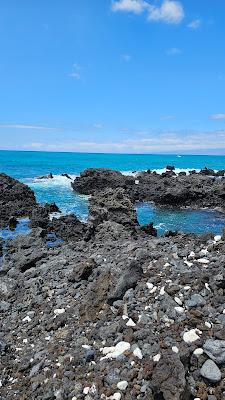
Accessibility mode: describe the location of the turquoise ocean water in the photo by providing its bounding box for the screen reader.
[1,150,225,236]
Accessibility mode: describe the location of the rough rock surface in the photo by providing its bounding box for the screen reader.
[0,173,37,227]
[2,170,225,399]
[72,167,225,210]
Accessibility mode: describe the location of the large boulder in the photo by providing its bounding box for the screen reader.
[0,173,37,227]
[72,168,134,195]
[88,187,138,229]
[49,214,86,242]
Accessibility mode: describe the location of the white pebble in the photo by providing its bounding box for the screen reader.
[193,348,204,356]
[183,329,201,344]
[100,341,130,360]
[205,321,212,328]
[164,262,170,267]
[174,306,185,314]
[175,297,183,306]
[135,179,139,185]
[197,258,209,264]
[184,261,193,267]
[83,387,90,395]
[150,286,157,294]
[146,282,153,289]
[214,235,221,242]
[189,251,195,258]
[183,286,191,290]
[159,286,165,295]
[117,381,128,391]
[205,283,211,291]
[122,315,128,320]
[153,353,161,362]
[172,346,179,353]
[133,347,143,359]
[126,318,136,327]
[22,316,31,323]
[112,394,121,400]
[23,339,28,344]
[54,308,65,316]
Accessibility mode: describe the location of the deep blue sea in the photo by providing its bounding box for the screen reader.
[1,150,225,236]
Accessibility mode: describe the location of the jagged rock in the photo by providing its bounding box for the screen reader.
[37,173,53,180]
[151,353,186,400]
[0,173,37,227]
[203,339,225,364]
[49,214,86,241]
[72,168,134,195]
[200,359,221,383]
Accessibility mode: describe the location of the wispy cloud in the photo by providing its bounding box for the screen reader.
[187,19,201,30]
[121,54,132,62]
[0,124,56,130]
[166,47,182,55]
[112,0,185,25]
[93,123,103,129]
[161,115,175,120]
[68,63,81,80]
[210,114,225,120]
[21,130,225,154]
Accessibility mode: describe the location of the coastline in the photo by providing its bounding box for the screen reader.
[1,168,225,399]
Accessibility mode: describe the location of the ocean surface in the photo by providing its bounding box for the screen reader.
[1,150,225,236]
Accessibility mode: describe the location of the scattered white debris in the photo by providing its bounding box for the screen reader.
[164,262,170,267]
[159,286,165,295]
[133,347,143,359]
[223,309,225,314]
[205,283,211,291]
[45,336,51,341]
[82,344,91,349]
[54,308,65,316]
[100,341,130,360]
[126,318,136,327]
[193,348,204,356]
[135,180,139,185]
[205,321,212,328]
[146,282,154,290]
[112,394,121,400]
[22,316,31,323]
[183,329,202,344]
[175,297,183,306]
[189,251,195,258]
[172,346,179,353]
[83,387,90,395]
[153,353,161,362]
[214,235,222,242]
[183,286,191,290]
[23,339,28,344]
[122,315,128,320]
[197,258,209,265]
[150,286,157,294]
[117,381,128,391]
[174,306,185,314]
[184,260,193,267]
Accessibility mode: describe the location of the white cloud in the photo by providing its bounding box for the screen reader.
[166,47,182,55]
[68,72,81,80]
[187,19,201,29]
[112,0,185,24]
[148,0,184,24]
[21,130,225,154]
[210,114,225,120]
[112,0,146,14]
[121,54,132,62]
[0,124,56,130]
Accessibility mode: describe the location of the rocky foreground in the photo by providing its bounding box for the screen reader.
[1,169,225,399]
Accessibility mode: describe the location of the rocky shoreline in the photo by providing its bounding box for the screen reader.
[1,168,225,399]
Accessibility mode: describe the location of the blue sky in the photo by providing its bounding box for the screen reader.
[0,0,225,154]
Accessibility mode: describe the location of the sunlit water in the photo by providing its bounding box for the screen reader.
[1,150,225,237]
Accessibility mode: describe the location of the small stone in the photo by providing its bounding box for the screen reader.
[174,306,185,314]
[203,339,225,364]
[54,308,65,316]
[183,329,201,344]
[197,258,209,264]
[133,347,143,359]
[126,318,136,327]
[100,341,130,360]
[153,353,161,362]
[174,297,182,306]
[117,381,128,391]
[22,316,31,323]
[185,294,206,309]
[193,348,204,356]
[83,387,90,395]
[205,321,212,328]
[200,359,221,383]
[112,394,121,400]
[146,282,153,289]
[214,235,221,242]
[172,346,179,353]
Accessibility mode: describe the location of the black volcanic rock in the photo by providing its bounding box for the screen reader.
[71,168,134,194]
[0,173,37,228]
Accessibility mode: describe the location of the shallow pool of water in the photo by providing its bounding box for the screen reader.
[136,203,225,236]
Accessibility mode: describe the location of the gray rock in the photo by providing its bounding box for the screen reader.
[203,339,225,364]
[185,293,206,309]
[200,359,221,383]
